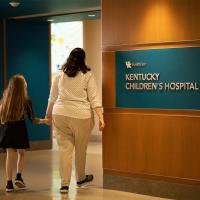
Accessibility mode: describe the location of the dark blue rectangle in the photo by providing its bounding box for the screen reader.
[116,47,200,110]
[7,20,50,140]
[0,20,3,97]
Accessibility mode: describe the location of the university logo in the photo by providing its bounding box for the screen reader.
[125,60,147,69]
[125,61,132,68]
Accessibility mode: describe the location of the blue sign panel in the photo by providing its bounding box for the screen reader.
[116,47,200,109]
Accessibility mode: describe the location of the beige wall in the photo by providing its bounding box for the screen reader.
[83,19,102,140]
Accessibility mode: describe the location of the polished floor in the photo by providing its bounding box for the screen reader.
[0,142,171,200]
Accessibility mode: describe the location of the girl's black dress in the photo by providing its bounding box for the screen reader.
[0,100,35,149]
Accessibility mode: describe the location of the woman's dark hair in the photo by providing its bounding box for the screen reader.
[62,48,91,77]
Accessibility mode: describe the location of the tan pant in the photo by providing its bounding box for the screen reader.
[53,114,94,186]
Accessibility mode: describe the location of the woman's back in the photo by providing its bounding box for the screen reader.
[51,71,100,119]
[58,71,91,103]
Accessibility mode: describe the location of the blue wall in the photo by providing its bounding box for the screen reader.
[116,47,200,110]
[6,20,50,141]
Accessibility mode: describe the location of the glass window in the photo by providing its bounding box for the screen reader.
[51,21,83,81]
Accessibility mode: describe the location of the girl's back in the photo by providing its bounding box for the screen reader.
[0,75,34,149]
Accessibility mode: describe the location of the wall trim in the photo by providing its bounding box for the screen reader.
[90,134,102,142]
[29,140,52,150]
[0,140,51,152]
[102,40,200,52]
[11,7,101,20]
[104,169,200,186]
[103,173,200,200]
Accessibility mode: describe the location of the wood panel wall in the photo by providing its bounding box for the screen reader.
[102,0,200,184]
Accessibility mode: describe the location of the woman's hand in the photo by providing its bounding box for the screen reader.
[44,118,52,126]
[99,117,105,131]
[94,107,105,131]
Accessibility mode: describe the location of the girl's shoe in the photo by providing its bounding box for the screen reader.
[60,186,69,193]
[15,178,26,189]
[6,180,14,192]
[15,173,26,189]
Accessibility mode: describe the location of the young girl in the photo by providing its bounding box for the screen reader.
[0,74,44,192]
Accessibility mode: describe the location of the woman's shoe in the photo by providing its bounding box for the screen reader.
[77,174,94,187]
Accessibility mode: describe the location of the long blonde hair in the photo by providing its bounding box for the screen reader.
[0,74,28,124]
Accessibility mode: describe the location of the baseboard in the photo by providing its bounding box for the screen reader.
[0,140,52,152]
[103,173,200,200]
[89,134,102,142]
[29,140,52,150]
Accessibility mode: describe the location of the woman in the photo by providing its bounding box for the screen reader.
[45,48,105,193]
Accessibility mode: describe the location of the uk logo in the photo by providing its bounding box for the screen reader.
[125,61,132,68]
[125,60,147,68]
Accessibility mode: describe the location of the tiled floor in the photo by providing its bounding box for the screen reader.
[0,142,171,200]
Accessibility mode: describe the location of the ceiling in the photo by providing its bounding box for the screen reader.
[0,0,101,22]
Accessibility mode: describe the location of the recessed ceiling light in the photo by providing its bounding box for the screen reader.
[9,1,20,7]
[88,14,96,17]
[47,19,54,22]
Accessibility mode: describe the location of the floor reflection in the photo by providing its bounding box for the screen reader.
[0,142,170,200]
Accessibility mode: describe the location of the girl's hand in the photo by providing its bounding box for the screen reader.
[33,118,50,125]
[33,118,42,124]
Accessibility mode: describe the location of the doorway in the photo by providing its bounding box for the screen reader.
[50,19,102,143]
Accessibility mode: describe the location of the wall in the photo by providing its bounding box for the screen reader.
[102,0,200,198]
[0,20,3,95]
[83,19,102,141]
[5,20,51,149]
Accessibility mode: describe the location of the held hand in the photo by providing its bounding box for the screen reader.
[38,118,50,125]
[33,118,52,125]
[99,118,105,131]
[33,118,42,124]
[44,118,52,126]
